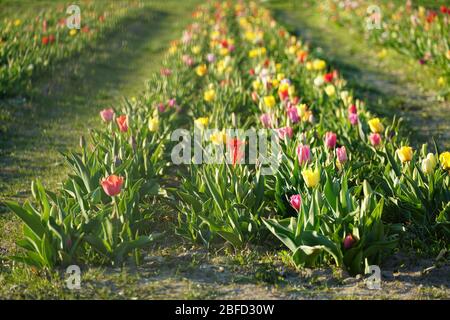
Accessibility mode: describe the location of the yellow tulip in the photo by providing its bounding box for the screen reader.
[438,77,446,87]
[312,59,326,71]
[368,118,384,134]
[196,64,208,77]
[69,29,77,36]
[191,45,201,55]
[14,19,21,26]
[263,95,276,108]
[439,152,450,170]
[148,117,159,132]
[302,168,320,188]
[195,117,209,129]
[204,89,216,102]
[325,85,336,97]
[210,131,226,145]
[397,146,413,163]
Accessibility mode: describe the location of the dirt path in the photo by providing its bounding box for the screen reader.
[269,1,450,150]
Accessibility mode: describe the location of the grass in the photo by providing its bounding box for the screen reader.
[0,0,449,300]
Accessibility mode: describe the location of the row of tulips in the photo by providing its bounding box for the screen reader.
[174,1,449,275]
[303,0,450,92]
[0,0,146,96]
[3,1,450,274]
[3,2,210,268]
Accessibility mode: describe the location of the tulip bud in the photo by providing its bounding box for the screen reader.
[343,234,355,249]
[336,146,348,164]
[421,158,434,174]
[289,194,302,211]
[79,135,86,149]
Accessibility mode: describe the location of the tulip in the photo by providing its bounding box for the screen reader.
[343,234,355,249]
[100,108,114,122]
[290,194,302,211]
[206,53,216,63]
[323,72,334,83]
[336,146,348,164]
[260,113,272,128]
[312,59,326,71]
[210,131,226,145]
[168,98,176,108]
[263,95,276,108]
[368,118,384,134]
[439,152,450,170]
[348,104,357,114]
[251,91,259,102]
[369,133,381,147]
[397,146,413,163]
[49,34,55,44]
[349,113,358,125]
[297,144,311,165]
[325,85,336,96]
[42,36,49,45]
[148,117,159,132]
[302,167,320,188]
[204,89,216,102]
[116,115,128,132]
[421,158,434,174]
[227,137,245,166]
[313,76,324,87]
[287,106,299,123]
[101,175,124,197]
[196,64,208,76]
[195,117,209,129]
[277,127,293,140]
[325,132,337,149]
[69,29,77,36]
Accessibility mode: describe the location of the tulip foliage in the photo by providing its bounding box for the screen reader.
[4,1,450,274]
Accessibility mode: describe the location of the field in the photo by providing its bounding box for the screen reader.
[0,0,449,300]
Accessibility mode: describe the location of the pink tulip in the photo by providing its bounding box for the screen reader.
[101,175,124,197]
[260,113,272,128]
[325,132,337,149]
[343,234,355,249]
[168,98,176,108]
[290,194,302,211]
[207,53,216,63]
[369,133,381,147]
[287,106,299,123]
[297,144,311,165]
[336,146,348,164]
[100,108,114,122]
[277,127,293,140]
[349,113,358,125]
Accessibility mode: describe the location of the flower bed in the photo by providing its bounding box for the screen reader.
[4,1,449,275]
[0,0,146,96]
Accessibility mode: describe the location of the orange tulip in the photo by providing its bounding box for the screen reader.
[101,175,124,197]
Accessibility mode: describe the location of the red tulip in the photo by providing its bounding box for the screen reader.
[348,104,357,114]
[290,194,302,211]
[101,175,124,197]
[440,6,447,14]
[116,115,128,132]
[324,72,334,83]
[227,137,245,166]
[42,36,49,45]
[343,234,355,249]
